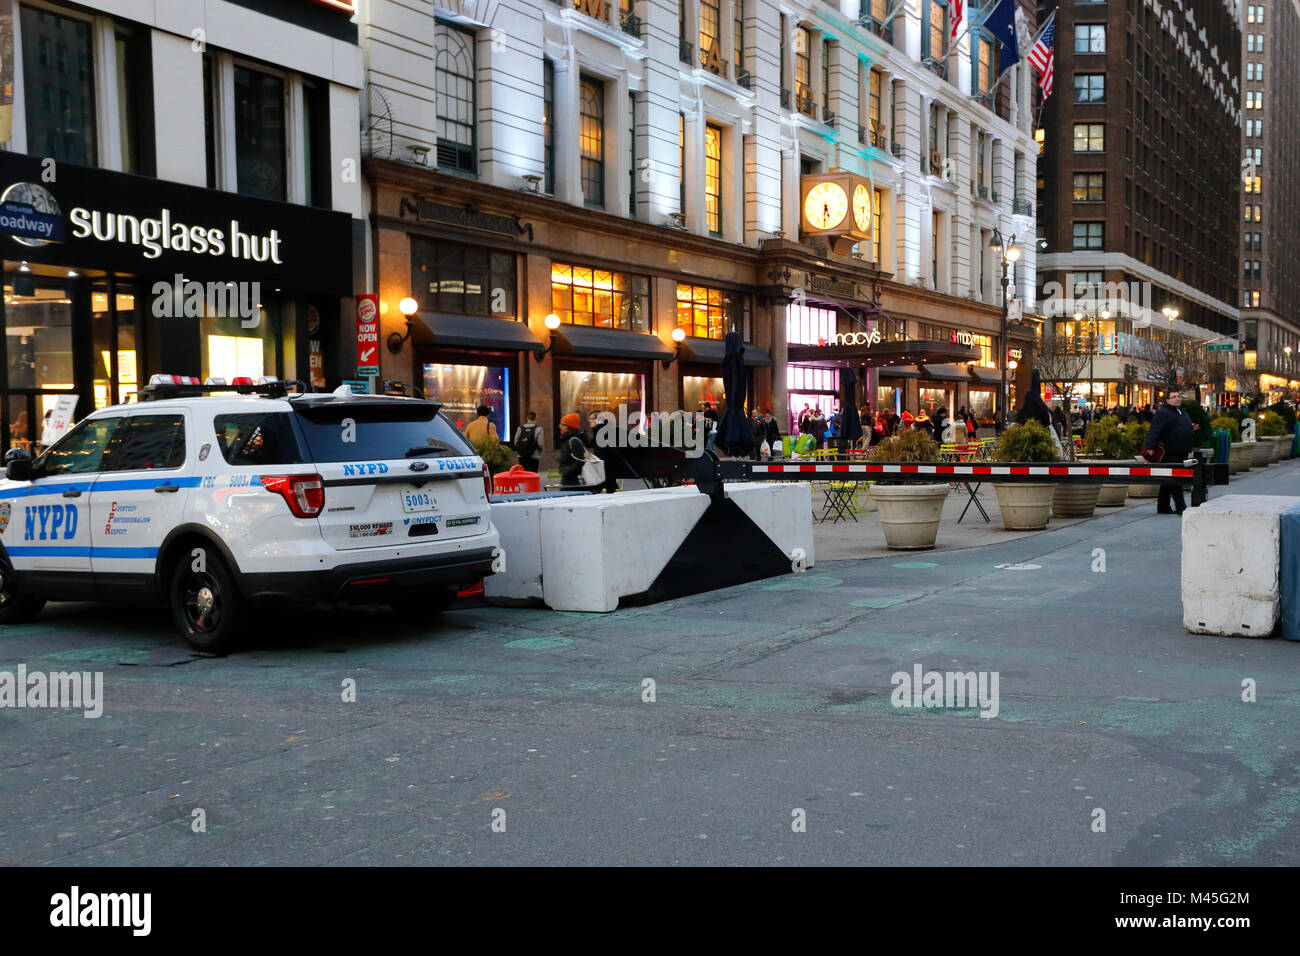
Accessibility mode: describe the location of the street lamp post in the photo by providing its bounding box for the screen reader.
[990,228,1020,432]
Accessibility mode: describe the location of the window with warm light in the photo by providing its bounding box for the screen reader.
[676,283,751,340]
[551,263,649,331]
[705,124,722,235]
[579,75,605,207]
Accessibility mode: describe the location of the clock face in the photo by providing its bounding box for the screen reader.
[804,182,849,231]
[852,184,871,233]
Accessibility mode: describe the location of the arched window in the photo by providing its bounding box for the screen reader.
[435,21,476,173]
[579,76,605,207]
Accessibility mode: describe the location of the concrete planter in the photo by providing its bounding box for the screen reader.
[1266,435,1289,461]
[992,483,1055,530]
[870,483,948,550]
[1229,441,1253,474]
[1051,482,1101,518]
[1251,440,1274,467]
[1078,457,1131,507]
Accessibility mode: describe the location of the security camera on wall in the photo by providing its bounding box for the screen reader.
[799,171,873,256]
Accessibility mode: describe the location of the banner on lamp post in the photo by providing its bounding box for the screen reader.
[355,294,380,377]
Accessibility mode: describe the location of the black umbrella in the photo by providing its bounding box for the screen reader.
[839,366,864,448]
[718,331,754,457]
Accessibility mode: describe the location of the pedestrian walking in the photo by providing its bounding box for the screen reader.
[462,405,497,444]
[512,411,544,474]
[557,413,588,488]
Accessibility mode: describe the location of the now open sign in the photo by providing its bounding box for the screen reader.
[356,294,380,376]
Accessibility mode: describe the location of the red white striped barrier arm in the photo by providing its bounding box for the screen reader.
[748,462,1198,479]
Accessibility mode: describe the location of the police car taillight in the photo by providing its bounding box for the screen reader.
[262,474,325,518]
[482,462,492,502]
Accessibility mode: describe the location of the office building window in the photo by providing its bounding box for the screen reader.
[973,34,994,94]
[233,65,287,201]
[1074,73,1105,103]
[551,263,649,331]
[1073,123,1105,152]
[705,124,722,234]
[411,237,517,318]
[869,68,883,144]
[794,26,812,112]
[114,24,155,176]
[676,284,750,340]
[302,77,330,208]
[1074,24,1105,53]
[872,188,883,263]
[700,0,722,72]
[923,1,947,60]
[435,20,476,173]
[21,5,97,165]
[1073,172,1103,201]
[543,60,555,194]
[579,75,605,208]
[734,1,745,75]
[1072,221,1103,249]
[822,39,832,112]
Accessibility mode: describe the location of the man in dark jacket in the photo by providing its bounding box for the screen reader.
[1145,389,1197,514]
[762,409,781,451]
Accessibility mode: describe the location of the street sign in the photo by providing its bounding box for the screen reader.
[355,294,380,376]
[1207,342,1234,351]
[341,379,371,395]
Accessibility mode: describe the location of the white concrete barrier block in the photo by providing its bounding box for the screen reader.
[540,492,710,612]
[483,500,546,602]
[724,482,815,567]
[1182,495,1300,636]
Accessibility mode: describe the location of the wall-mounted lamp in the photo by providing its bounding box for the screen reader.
[662,326,687,368]
[387,297,419,353]
[533,313,563,362]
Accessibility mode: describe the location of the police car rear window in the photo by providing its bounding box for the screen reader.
[213,414,305,465]
[294,404,473,463]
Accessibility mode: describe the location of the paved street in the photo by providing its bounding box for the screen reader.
[2,462,1299,866]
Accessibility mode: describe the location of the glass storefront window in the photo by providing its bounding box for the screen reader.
[969,388,996,422]
[5,282,74,392]
[559,369,645,423]
[551,264,648,331]
[919,386,952,419]
[683,375,725,418]
[877,385,900,413]
[21,5,97,166]
[91,285,137,408]
[200,308,278,384]
[422,363,510,436]
[787,302,835,345]
[412,237,517,318]
[234,65,287,201]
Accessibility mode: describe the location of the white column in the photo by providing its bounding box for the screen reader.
[151,30,206,186]
[554,54,582,206]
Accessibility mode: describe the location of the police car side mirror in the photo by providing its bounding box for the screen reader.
[5,458,33,482]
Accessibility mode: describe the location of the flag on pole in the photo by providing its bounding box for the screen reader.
[950,0,964,44]
[982,0,1021,75]
[1027,12,1057,99]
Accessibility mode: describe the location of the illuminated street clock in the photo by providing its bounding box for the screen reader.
[800,171,873,255]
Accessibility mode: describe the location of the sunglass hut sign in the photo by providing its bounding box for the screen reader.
[69,207,284,263]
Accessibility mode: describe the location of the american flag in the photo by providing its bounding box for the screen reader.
[1027,13,1056,99]
[950,0,964,43]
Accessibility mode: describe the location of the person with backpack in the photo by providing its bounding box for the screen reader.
[513,411,544,474]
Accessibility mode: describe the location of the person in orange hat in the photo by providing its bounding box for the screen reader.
[558,412,587,487]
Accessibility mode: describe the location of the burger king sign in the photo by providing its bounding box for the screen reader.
[356,294,380,376]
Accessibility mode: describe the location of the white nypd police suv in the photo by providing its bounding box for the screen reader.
[0,376,500,652]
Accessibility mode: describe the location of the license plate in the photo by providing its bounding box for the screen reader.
[400,490,438,514]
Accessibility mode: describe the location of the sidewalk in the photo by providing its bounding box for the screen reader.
[812,459,1300,561]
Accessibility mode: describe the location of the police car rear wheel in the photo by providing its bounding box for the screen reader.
[170,547,244,653]
[0,563,45,625]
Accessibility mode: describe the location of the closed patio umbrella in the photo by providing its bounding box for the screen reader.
[718,331,754,457]
[839,366,864,450]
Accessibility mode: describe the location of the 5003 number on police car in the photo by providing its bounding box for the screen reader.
[401,490,438,514]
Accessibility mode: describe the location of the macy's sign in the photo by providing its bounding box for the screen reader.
[824,329,882,347]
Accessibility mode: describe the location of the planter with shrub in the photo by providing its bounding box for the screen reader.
[1080,415,1133,507]
[1258,411,1288,463]
[990,421,1058,530]
[869,430,949,550]
[1267,402,1297,458]
[1122,420,1160,497]
[471,434,514,475]
[1214,416,1251,474]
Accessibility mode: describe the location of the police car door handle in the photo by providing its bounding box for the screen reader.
[61,489,81,498]
[154,484,180,493]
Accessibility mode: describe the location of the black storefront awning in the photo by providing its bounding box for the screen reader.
[922,364,973,382]
[551,325,674,361]
[786,338,979,369]
[970,366,1003,384]
[416,313,543,352]
[678,336,774,367]
[878,366,920,378]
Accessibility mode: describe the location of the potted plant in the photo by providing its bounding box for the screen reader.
[471,433,514,475]
[1267,401,1297,458]
[990,421,1059,530]
[1215,415,1250,474]
[1122,420,1160,498]
[869,430,949,550]
[1258,411,1288,463]
[1080,415,1131,507]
